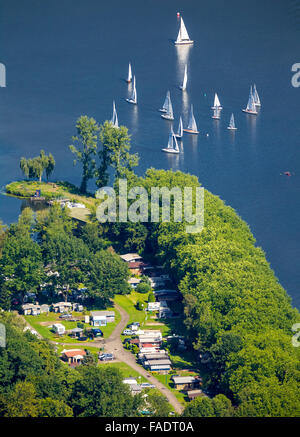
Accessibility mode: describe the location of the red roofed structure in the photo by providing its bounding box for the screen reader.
[61,349,86,366]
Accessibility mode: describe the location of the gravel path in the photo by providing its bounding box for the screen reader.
[104,304,184,415]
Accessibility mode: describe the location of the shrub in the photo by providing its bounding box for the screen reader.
[148,292,155,303]
[136,282,151,294]
[136,300,144,311]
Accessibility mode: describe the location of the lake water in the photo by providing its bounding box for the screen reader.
[0,0,300,307]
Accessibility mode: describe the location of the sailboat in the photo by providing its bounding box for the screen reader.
[126,75,137,104]
[211,93,223,110]
[126,63,132,83]
[175,17,194,45]
[242,86,258,115]
[162,128,180,154]
[253,84,261,107]
[183,104,199,134]
[161,91,174,120]
[175,116,183,139]
[159,91,171,113]
[227,113,237,130]
[110,101,119,128]
[180,64,188,90]
[212,107,221,120]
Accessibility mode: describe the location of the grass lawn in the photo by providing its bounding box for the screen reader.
[167,349,197,371]
[6,180,98,209]
[68,207,91,222]
[55,344,100,356]
[154,369,203,407]
[157,316,188,337]
[25,306,121,343]
[114,291,149,326]
[144,320,171,336]
[115,291,185,338]
[98,361,147,382]
[154,373,187,406]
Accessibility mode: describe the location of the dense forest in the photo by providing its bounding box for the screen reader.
[132,169,300,417]
[0,204,131,311]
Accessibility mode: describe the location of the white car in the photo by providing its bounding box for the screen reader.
[122,329,135,335]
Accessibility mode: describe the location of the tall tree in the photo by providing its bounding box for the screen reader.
[96,121,139,187]
[0,381,39,417]
[42,231,90,302]
[0,209,44,308]
[19,150,55,182]
[69,116,100,193]
[85,249,130,304]
[183,394,233,417]
[0,220,6,257]
[71,366,142,417]
[146,390,172,417]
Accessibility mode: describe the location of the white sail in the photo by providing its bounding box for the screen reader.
[160,91,170,112]
[167,95,174,119]
[131,76,137,103]
[247,86,256,111]
[176,117,183,137]
[167,130,174,149]
[127,63,132,83]
[181,64,188,90]
[126,75,137,104]
[175,17,193,44]
[228,113,237,130]
[180,18,190,40]
[111,101,119,128]
[253,84,261,107]
[250,93,256,112]
[162,128,179,153]
[173,131,179,152]
[246,86,253,110]
[187,105,198,131]
[243,86,257,114]
[212,93,222,109]
[161,91,174,119]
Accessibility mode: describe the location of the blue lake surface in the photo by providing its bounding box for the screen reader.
[0,0,300,307]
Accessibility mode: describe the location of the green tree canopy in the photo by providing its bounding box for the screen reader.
[69,116,100,193]
[71,366,142,417]
[20,150,55,182]
[0,209,44,308]
[97,121,139,187]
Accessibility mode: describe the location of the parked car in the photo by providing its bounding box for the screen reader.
[131,322,140,327]
[99,353,114,361]
[92,328,103,337]
[122,329,135,335]
[59,314,72,320]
